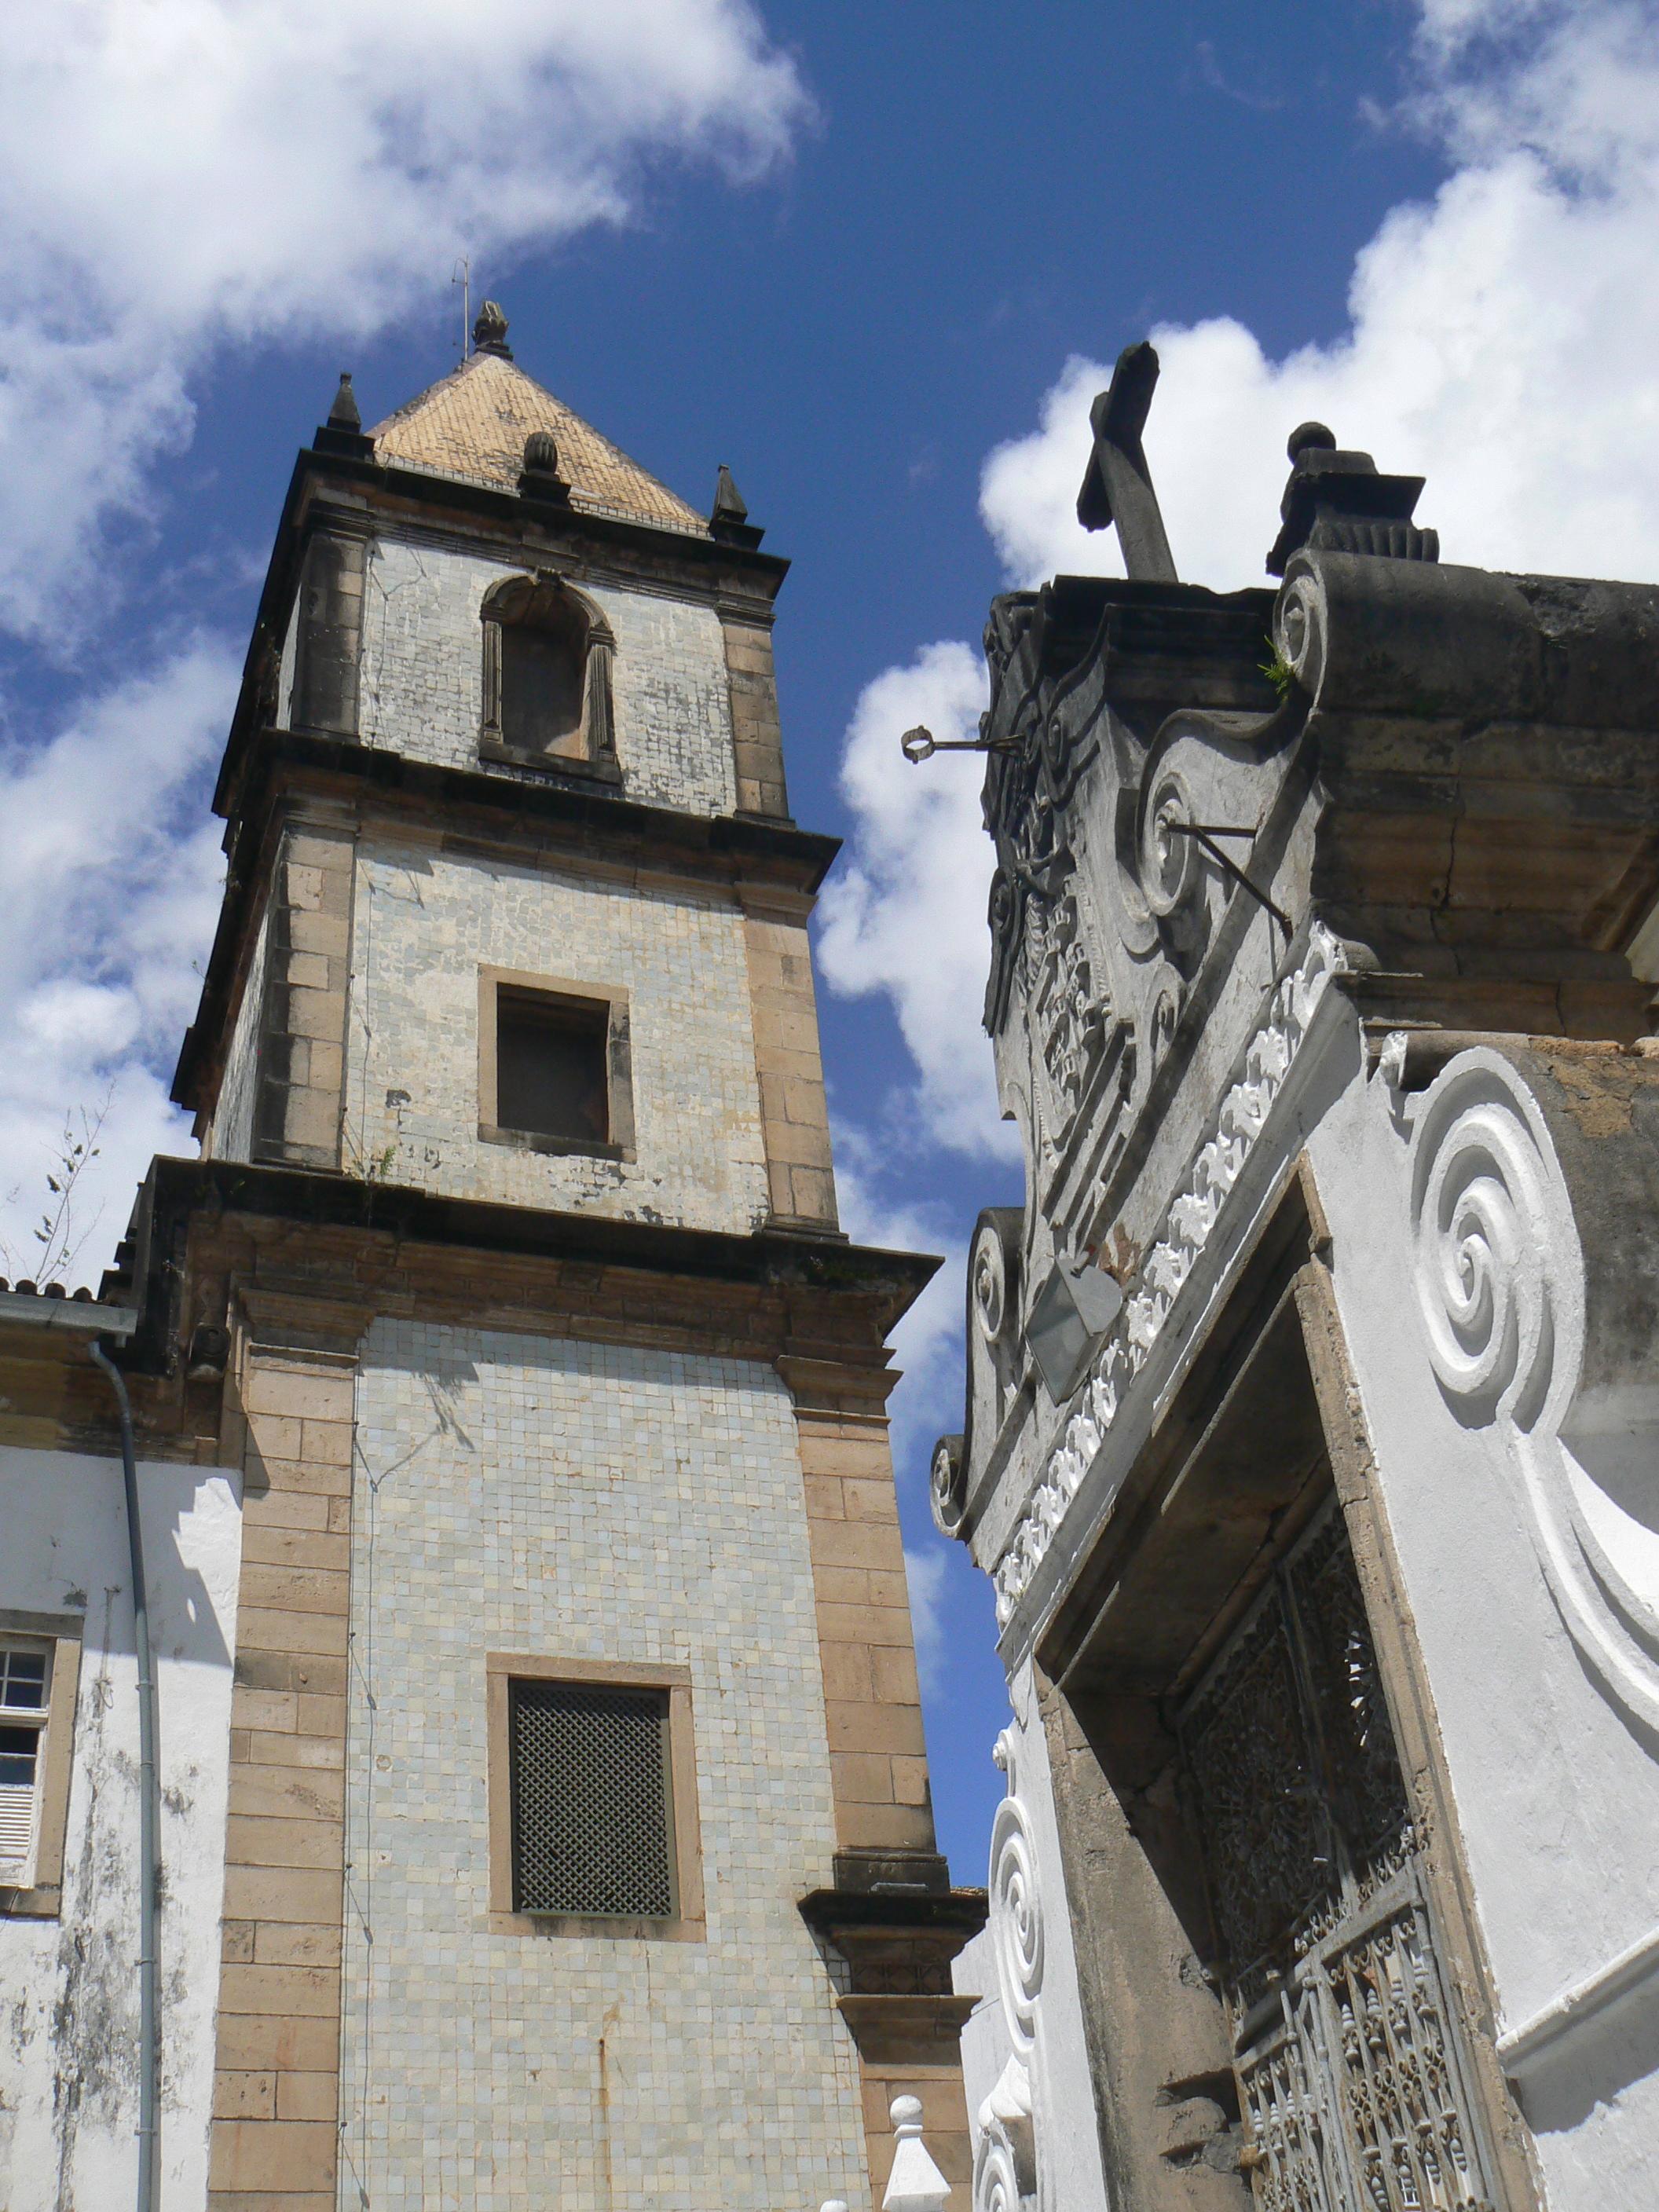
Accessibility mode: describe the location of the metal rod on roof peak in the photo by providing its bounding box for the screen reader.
[452,255,471,364]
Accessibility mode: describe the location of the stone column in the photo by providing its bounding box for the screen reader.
[291,524,365,739]
[742,889,838,1232]
[784,1357,976,2208]
[208,1314,361,2210]
[721,611,789,820]
[250,806,357,1172]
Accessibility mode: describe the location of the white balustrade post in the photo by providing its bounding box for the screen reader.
[882,2094,952,2212]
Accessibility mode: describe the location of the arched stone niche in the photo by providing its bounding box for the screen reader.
[480,571,617,775]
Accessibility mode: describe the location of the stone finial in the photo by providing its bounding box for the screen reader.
[820,2202,851,2212]
[327,372,361,432]
[518,427,569,503]
[1266,420,1438,576]
[1287,420,1336,463]
[473,299,512,357]
[709,461,764,548]
[712,463,748,523]
[882,2096,951,2212]
[315,369,375,457]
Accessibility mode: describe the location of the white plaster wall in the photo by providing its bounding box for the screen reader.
[341,832,771,1231]
[952,1666,1112,2212]
[339,1320,870,2212]
[0,1445,242,2212]
[1302,1031,1659,2210]
[356,535,737,815]
[207,890,271,1162]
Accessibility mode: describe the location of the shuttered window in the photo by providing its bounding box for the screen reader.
[507,1679,676,1918]
[0,1643,51,1877]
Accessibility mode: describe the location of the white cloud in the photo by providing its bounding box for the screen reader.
[0,643,239,1284]
[0,0,808,1279]
[0,0,806,635]
[816,643,1013,1163]
[902,1546,950,1696]
[828,0,1659,1175]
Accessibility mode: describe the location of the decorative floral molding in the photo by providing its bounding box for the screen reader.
[992,925,1349,1628]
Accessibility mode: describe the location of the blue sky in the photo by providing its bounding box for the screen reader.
[3,0,1658,1872]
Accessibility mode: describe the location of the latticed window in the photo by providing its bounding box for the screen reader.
[0,1643,52,1877]
[508,1678,676,1918]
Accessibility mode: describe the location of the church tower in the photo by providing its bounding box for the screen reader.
[156,306,980,2207]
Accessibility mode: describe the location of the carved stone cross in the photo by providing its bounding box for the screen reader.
[1075,340,1177,583]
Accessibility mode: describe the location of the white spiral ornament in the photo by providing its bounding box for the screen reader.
[987,1731,1044,2060]
[1408,1054,1581,1433]
[972,2120,1025,2212]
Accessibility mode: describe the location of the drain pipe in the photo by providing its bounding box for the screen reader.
[90,1338,160,2212]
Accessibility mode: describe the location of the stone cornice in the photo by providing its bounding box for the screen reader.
[106,1155,939,1379]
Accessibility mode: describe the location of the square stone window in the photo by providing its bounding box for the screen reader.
[0,1612,83,1917]
[485,1654,704,1939]
[478,968,635,1163]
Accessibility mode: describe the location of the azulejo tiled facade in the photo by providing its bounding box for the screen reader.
[340,1324,866,2210]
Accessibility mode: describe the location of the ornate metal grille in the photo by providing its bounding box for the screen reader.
[1181,1507,1494,2212]
[509,1679,675,1917]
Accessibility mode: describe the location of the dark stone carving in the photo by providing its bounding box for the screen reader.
[1267,419,1439,577]
[709,463,764,548]
[473,298,512,358]
[313,371,375,460]
[1075,341,1177,583]
[518,429,569,504]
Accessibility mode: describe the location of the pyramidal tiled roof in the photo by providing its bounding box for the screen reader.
[371,350,708,537]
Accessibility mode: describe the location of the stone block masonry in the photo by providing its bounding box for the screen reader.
[743,895,839,1231]
[209,810,355,1174]
[208,1339,357,2212]
[723,613,789,819]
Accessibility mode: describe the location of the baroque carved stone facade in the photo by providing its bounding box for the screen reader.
[937,355,1659,2212]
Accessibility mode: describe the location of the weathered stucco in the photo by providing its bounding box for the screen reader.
[1306,1034,1659,2212]
[356,534,738,815]
[0,1445,241,2212]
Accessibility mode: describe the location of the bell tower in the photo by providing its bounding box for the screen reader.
[160,305,981,2209]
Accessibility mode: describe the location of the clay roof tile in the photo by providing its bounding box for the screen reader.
[370,352,706,537]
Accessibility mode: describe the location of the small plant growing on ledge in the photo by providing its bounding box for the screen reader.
[1260,640,1298,699]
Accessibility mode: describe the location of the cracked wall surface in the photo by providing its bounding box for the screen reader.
[354,536,738,817]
